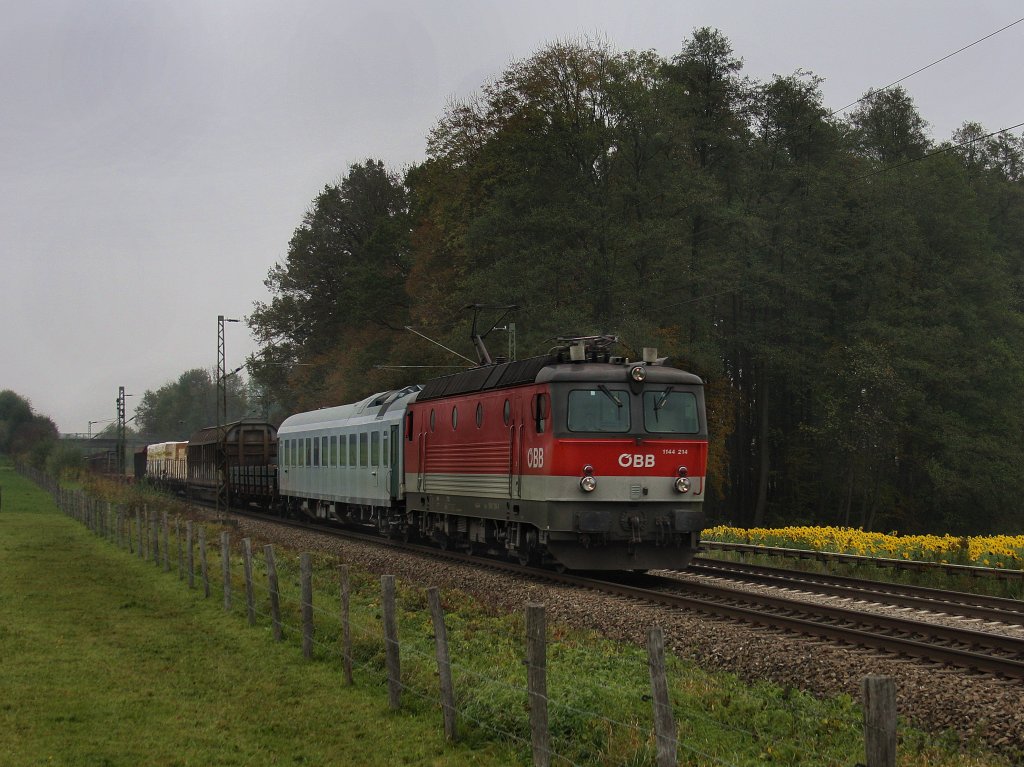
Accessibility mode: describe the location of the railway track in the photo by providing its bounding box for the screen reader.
[684,557,1024,625]
[701,540,1024,582]
[625,572,1024,680]
[220,507,1024,681]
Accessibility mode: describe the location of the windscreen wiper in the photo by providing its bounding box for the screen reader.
[598,384,622,408]
[654,386,675,412]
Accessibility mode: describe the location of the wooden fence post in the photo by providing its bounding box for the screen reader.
[301,553,314,659]
[265,545,282,641]
[340,565,353,685]
[221,531,232,611]
[176,517,183,580]
[199,526,209,598]
[863,675,897,767]
[186,521,195,588]
[647,627,678,767]
[242,538,256,626]
[428,587,457,742]
[151,508,159,565]
[526,603,550,767]
[136,508,144,559]
[162,512,170,572]
[382,575,401,709]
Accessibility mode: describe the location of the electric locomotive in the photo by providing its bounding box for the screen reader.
[404,336,707,569]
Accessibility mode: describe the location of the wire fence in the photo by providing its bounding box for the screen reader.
[30,470,894,767]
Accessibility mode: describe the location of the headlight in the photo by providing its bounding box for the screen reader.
[580,465,596,493]
[674,476,691,493]
[630,365,647,382]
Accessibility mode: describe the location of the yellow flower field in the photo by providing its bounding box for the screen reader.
[702,525,1024,570]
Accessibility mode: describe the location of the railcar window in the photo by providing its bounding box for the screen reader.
[305,438,311,467]
[430,409,436,432]
[567,388,631,433]
[330,435,337,466]
[359,433,368,467]
[371,431,380,467]
[534,393,549,434]
[643,391,700,434]
[503,399,511,425]
[476,402,483,428]
[347,434,355,467]
[313,438,320,467]
[451,406,458,430]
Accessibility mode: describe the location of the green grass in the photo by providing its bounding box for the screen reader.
[0,463,514,766]
[0,461,1014,766]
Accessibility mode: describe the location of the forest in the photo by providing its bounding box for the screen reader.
[183,30,1024,534]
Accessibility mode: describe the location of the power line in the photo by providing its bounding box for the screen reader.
[830,16,1024,116]
[854,119,1024,181]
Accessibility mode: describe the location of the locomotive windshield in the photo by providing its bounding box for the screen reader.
[643,390,700,434]
[567,388,631,432]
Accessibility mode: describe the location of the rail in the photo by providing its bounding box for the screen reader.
[700,540,1024,581]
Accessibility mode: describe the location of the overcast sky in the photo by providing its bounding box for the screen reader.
[2,0,1021,434]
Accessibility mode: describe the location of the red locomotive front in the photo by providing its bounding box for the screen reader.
[404,338,707,570]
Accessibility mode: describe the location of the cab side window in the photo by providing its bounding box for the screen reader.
[534,393,549,434]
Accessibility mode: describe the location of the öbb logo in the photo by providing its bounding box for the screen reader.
[618,453,655,468]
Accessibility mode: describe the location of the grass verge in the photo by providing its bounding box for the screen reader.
[1,462,1014,766]
[0,462,514,766]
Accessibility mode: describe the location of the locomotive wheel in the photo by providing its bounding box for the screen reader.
[517,529,538,566]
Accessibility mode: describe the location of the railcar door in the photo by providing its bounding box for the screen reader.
[388,425,400,498]
[507,396,524,499]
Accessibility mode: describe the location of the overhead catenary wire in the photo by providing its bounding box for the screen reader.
[829,15,1024,117]
[854,119,1024,181]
